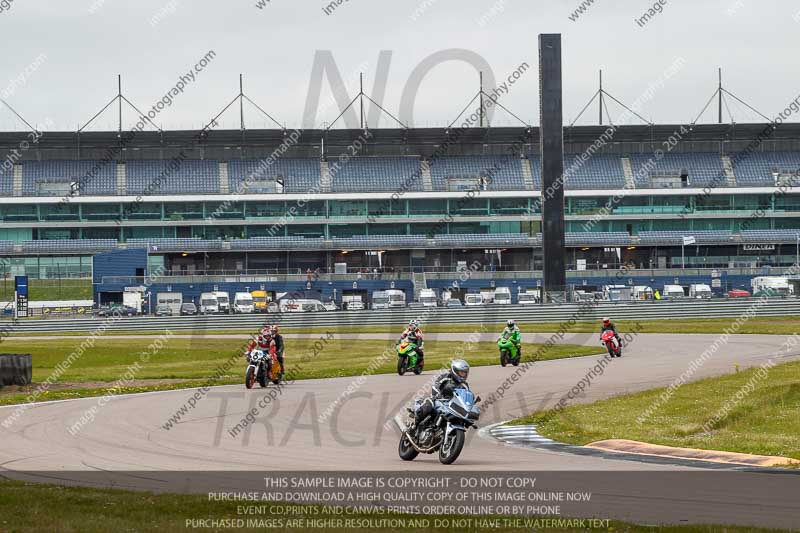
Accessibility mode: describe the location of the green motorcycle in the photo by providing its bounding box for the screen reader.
[396,339,423,375]
[498,332,520,367]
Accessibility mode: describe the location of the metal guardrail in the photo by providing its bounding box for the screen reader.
[3,299,800,333]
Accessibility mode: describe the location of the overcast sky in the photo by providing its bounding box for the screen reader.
[0,0,798,131]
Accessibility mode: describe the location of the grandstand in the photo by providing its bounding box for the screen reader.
[0,123,799,292]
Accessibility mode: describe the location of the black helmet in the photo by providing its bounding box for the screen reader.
[450,359,470,383]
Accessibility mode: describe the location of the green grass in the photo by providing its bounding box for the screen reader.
[0,278,92,301]
[0,337,600,406]
[510,360,800,461]
[8,316,800,337]
[0,480,787,533]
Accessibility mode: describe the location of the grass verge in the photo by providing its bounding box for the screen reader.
[0,337,600,406]
[0,480,787,533]
[509,360,800,462]
[7,316,800,337]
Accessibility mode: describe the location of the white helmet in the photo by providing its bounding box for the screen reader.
[507,319,515,328]
[450,359,470,383]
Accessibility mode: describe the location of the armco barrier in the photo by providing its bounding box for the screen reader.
[1,299,800,333]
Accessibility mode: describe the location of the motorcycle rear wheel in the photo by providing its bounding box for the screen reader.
[438,430,465,465]
[398,433,419,461]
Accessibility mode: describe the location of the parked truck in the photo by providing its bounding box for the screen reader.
[385,289,407,308]
[251,290,268,313]
[689,284,712,299]
[199,292,219,314]
[493,287,512,305]
[751,276,792,297]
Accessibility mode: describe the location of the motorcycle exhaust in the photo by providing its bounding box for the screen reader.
[403,431,442,454]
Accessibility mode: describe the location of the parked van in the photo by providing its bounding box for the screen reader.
[518,290,540,305]
[233,292,254,313]
[251,290,268,313]
[662,285,685,300]
[689,284,712,299]
[385,289,407,308]
[419,289,438,307]
[493,287,512,305]
[199,292,219,314]
[371,291,389,310]
[213,291,230,314]
[464,293,484,306]
[278,298,327,313]
[156,292,182,315]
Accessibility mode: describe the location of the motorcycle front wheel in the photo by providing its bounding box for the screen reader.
[500,349,509,367]
[398,433,419,461]
[438,430,465,465]
[397,356,407,376]
[245,366,256,389]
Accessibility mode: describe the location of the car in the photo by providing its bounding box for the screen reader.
[407,302,426,309]
[727,288,752,298]
[155,304,173,316]
[180,303,198,315]
[96,304,137,317]
[322,301,338,311]
[446,299,463,307]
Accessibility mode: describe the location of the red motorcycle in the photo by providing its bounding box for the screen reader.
[601,330,622,358]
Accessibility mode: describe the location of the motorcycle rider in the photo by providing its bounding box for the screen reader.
[500,319,522,358]
[270,324,285,374]
[414,360,470,427]
[600,317,622,347]
[245,332,272,376]
[400,319,425,364]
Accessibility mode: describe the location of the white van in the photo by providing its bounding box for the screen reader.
[279,298,327,313]
[371,291,389,310]
[156,292,182,315]
[662,285,685,300]
[385,289,406,308]
[199,292,219,314]
[518,290,540,305]
[213,291,230,314]
[494,287,512,305]
[464,293,484,306]
[419,289,438,307]
[233,292,254,313]
[689,284,712,299]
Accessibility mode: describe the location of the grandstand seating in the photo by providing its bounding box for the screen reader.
[22,160,117,196]
[329,157,423,193]
[565,232,632,245]
[228,158,321,194]
[740,229,800,243]
[125,160,219,194]
[428,155,527,191]
[637,230,734,245]
[630,153,725,188]
[563,155,626,189]
[733,152,800,186]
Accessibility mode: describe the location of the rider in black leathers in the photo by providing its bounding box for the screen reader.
[414,360,470,426]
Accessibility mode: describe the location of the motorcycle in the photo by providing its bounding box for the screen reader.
[398,388,481,465]
[497,332,520,367]
[396,340,423,375]
[601,330,622,357]
[245,342,283,389]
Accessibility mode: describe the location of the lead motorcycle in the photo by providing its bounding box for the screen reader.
[245,342,283,389]
[398,388,481,465]
[601,330,622,357]
[396,339,423,375]
[497,331,520,367]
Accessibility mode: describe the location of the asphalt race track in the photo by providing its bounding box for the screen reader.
[1,332,799,528]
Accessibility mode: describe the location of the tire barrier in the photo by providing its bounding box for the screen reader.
[0,354,32,387]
